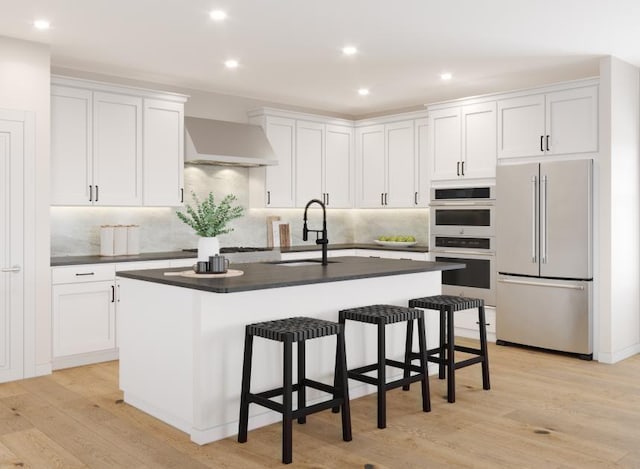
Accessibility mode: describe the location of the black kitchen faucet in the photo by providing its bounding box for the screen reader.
[302,198,328,266]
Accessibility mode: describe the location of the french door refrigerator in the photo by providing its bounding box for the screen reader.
[496,159,592,359]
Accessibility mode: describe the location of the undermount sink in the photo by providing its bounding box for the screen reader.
[270,259,337,267]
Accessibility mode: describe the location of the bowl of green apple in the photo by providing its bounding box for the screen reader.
[374,235,417,247]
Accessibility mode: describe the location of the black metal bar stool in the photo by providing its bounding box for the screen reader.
[407,295,490,403]
[238,316,352,465]
[333,304,430,429]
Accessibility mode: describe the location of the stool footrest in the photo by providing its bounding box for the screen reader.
[455,356,485,369]
[292,398,345,420]
[455,345,482,355]
[304,378,336,395]
[250,394,284,413]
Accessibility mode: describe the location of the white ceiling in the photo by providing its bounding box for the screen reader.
[1,0,639,117]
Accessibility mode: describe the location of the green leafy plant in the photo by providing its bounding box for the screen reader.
[176,191,244,237]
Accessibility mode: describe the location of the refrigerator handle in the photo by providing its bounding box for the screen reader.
[531,175,537,263]
[498,278,585,291]
[541,175,548,264]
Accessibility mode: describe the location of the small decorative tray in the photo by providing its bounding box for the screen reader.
[164,269,244,279]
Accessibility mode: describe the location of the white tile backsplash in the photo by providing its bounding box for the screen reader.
[51,165,429,256]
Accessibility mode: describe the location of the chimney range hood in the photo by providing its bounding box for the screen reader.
[184,116,278,167]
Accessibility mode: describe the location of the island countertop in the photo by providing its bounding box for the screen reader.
[116,256,463,293]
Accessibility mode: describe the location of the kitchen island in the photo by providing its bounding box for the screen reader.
[116,256,462,445]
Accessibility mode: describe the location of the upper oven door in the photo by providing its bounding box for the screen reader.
[431,186,495,204]
[430,205,495,237]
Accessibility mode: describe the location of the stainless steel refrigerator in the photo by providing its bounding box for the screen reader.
[496,159,592,359]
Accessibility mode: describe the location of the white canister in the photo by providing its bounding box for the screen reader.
[100,225,115,256]
[127,225,140,255]
[113,225,128,256]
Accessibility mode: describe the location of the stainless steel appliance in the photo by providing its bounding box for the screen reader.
[430,186,496,306]
[496,159,593,359]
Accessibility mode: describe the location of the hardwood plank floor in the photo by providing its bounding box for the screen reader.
[1,342,639,468]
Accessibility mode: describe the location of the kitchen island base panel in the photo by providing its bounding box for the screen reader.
[118,271,442,445]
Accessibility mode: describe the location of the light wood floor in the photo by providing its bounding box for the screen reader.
[1,342,639,468]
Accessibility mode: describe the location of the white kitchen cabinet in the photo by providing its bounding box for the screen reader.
[143,99,184,206]
[249,115,296,208]
[386,121,416,207]
[323,124,354,208]
[357,118,421,208]
[354,249,429,261]
[296,120,324,204]
[51,259,183,370]
[51,76,187,207]
[51,85,93,205]
[93,91,143,206]
[497,85,597,158]
[429,101,496,181]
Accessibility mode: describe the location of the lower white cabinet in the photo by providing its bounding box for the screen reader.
[354,249,429,261]
[51,258,193,369]
[52,281,116,366]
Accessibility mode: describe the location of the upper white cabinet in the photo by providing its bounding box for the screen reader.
[356,114,425,208]
[428,101,496,181]
[254,115,296,208]
[143,99,185,206]
[92,91,143,206]
[414,118,429,207]
[249,109,353,208]
[497,84,598,159]
[51,76,187,207]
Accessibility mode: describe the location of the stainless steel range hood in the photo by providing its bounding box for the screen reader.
[184,116,278,167]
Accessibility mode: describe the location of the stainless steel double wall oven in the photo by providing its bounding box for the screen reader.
[430,186,496,306]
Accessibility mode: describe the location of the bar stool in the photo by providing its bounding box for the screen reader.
[334,304,430,429]
[407,295,490,403]
[237,316,351,465]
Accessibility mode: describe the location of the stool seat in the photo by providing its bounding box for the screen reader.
[340,304,423,325]
[409,295,484,312]
[247,317,341,342]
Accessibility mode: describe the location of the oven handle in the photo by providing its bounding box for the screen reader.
[429,201,494,207]
[432,249,495,256]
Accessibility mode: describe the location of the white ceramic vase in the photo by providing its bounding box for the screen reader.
[197,236,220,261]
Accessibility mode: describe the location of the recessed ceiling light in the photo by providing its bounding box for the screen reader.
[209,10,227,21]
[225,59,239,69]
[33,19,50,30]
[342,46,358,56]
[440,72,453,81]
[358,88,369,96]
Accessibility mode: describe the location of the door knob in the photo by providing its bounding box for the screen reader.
[0,265,21,273]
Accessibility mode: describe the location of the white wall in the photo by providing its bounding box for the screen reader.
[597,56,640,363]
[0,36,51,374]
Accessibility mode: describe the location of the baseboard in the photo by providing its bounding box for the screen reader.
[52,349,119,370]
[597,343,640,364]
[34,362,52,377]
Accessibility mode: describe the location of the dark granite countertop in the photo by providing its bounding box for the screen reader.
[116,256,461,294]
[51,243,429,267]
[51,251,197,267]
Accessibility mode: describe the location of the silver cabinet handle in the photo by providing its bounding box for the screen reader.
[180,188,184,203]
[326,193,329,206]
[89,185,93,202]
[531,175,538,263]
[498,278,584,291]
[1,265,21,273]
[95,185,99,202]
[541,175,548,264]
[267,190,271,205]
[457,161,460,176]
[414,191,418,205]
[461,161,465,176]
[381,193,384,206]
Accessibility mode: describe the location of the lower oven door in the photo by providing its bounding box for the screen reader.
[432,251,496,306]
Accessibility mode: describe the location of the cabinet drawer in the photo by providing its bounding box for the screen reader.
[52,264,116,285]
[454,306,496,334]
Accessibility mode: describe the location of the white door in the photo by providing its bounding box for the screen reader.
[93,92,143,206]
[545,86,598,156]
[264,116,296,207]
[461,102,497,179]
[324,124,353,208]
[295,120,324,206]
[357,125,385,208]
[429,107,461,181]
[50,85,93,205]
[386,120,415,207]
[143,99,184,206]
[497,94,545,159]
[0,112,25,383]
